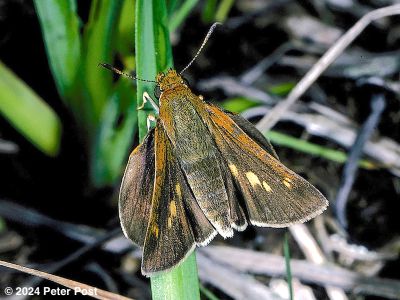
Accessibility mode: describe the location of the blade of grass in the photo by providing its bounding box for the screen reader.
[92,78,138,186]
[136,0,200,299]
[154,0,174,72]
[166,0,180,16]
[84,1,132,187]
[92,0,139,187]
[151,253,200,300]
[168,0,199,33]
[0,218,6,234]
[202,0,217,23]
[116,0,136,70]
[33,0,81,100]
[215,0,234,22]
[220,97,260,113]
[199,284,220,300]
[284,232,294,300]
[0,62,61,156]
[266,131,375,169]
[83,0,124,127]
[136,0,157,141]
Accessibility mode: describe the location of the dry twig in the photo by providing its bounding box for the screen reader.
[256,4,400,131]
[201,246,400,299]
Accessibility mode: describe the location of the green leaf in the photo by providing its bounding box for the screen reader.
[0,62,61,156]
[166,0,180,16]
[200,284,220,300]
[284,232,294,300]
[168,0,199,33]
[151,253,200,300]
[116,0,136,70]
[0,218,6,234]
[202,0,217,23]
[82,0,124,126]
[220,97,260,113]
[92,78,138,186]
[136,0,200,298]
[135,0,158,141]
[215,0,234,22]
[33,0,81,100]
[154,1,174,71]
[266,130,375,169]
[268,82,295,97]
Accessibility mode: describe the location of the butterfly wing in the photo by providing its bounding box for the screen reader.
[204,103,329,227]
[223,109,279,160]
[119,128,155,246]
[142,121,216,275]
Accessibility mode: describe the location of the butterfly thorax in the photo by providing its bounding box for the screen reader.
[156,69,187,93]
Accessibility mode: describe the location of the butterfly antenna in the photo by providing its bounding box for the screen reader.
[179,22,222,75]
[99,63,157,83]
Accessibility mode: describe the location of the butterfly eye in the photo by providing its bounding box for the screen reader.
[154,85,162,98]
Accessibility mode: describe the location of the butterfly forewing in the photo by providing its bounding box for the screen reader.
[119,128,155,246]
[204,104,329,226]
[224,109,279,160]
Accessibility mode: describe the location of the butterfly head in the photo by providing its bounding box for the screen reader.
[155,69,188,97]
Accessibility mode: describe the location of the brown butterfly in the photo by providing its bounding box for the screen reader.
[104,25,328,276]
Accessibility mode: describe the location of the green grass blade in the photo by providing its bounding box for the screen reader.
[92,78,138,186]
[136,0,158,140]
[215,0,234,22]
[91,0,138,187]
[151,253,200,300]
[202,0,218,23]
[200,284,220,300]
[154,0,174,71]
[116,0,136,69]
[0,62,61,156]
[0,218,5,234]
[33,0,81,100]
[83,0,124,126]
[284,232,294,300]
[166,0,180,16]
[266,131,375,169]
[136,0,200,298]
[168,0,199,33]
[221,97,260,113]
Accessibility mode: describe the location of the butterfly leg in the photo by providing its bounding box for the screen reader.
[146,114,157,131]
[138,92,159,114]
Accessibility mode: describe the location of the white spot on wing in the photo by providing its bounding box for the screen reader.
[283,177,292,189]
[246,171,261,187]
[229,164,239,177]
[262,181,272,192]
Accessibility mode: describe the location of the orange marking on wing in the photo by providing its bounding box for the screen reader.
[205,104,296,179]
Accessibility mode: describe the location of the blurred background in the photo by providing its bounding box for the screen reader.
[1,0,400,299]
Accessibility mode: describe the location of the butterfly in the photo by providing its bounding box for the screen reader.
[117,68,328,275]
[102,24,328,276]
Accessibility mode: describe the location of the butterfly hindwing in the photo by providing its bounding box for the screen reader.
[179,173,218,246]
[119,128,155,246]
[204,104,329,227]
[142,121,217,275]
